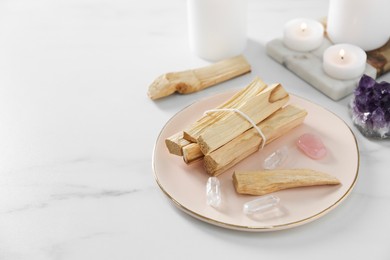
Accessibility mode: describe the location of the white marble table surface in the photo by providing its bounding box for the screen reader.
[1,0,389,259]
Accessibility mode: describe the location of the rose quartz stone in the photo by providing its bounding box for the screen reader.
[296,133,327,159]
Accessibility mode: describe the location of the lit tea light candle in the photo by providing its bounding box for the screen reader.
[323,44,367,80]
[283,18,324,52]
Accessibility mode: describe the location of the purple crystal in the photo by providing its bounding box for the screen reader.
[350,75,390,138]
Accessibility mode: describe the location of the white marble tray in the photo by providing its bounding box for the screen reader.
[266,38,377,101]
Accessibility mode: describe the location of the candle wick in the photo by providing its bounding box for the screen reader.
[300,22,307,33]
[339,49,345,61]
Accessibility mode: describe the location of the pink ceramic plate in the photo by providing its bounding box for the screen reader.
[153,91,359,231]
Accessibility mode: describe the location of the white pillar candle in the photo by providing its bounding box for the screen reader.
[187,0,248,61]
[283,18,324,52]
[323,44,367,80]
[327,0,390,51]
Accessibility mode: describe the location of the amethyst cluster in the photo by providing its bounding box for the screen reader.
[350,75,390,138]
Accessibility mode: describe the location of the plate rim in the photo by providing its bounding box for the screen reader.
[152,90,360,232]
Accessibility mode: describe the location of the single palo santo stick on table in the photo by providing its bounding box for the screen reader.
[183,77,267,142]
[198,83,290,155]
[147,55,251,100]
[204,105,307,176]
[233,169,340,196]
[165,77,267,155]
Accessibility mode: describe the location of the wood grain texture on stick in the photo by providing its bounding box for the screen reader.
[198,83,290,155]
[183,77,267,142]
[182,143,203,164]
[204,104,307,176]
[367,39,390,77]
[147,55,251,100]
[233,169,340,196]
[165,132,191,156]
[165,77,267,157]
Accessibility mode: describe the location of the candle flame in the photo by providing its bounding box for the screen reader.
[339,49,345,60]
[300,22,307,32]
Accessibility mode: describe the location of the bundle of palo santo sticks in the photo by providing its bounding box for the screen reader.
[165,77,308,176]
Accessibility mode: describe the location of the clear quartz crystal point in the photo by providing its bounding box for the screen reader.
[206,177,221,208]
[263,146,288,170]
[243,195,280,215]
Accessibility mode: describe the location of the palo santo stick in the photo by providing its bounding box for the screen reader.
[184,105,306,165]
[165,78,265,156]
[198,83,290,155]
[147,55,251,100]
[182,143,203,164]
[233,169,340,196]
[165,132,191,156]
[204,105,307,176]
[165,78,266,156]
[183,77,267,142]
